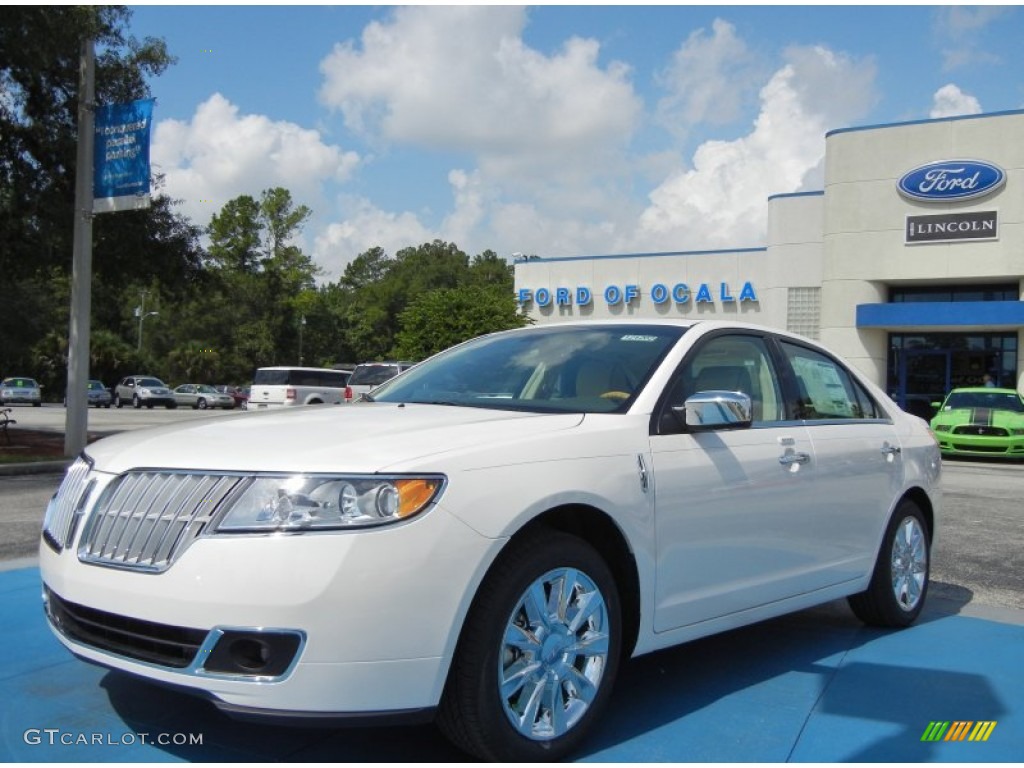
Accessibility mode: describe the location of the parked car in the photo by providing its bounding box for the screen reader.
[113,376,176,409]
[0,377,42,407]
[173,384,236,410]
[214,385,249,410]
[248,366,351,408]
[930,387,1024,458]
[39,321,941,761]
[63,380,112,408]
[343,361,414,402]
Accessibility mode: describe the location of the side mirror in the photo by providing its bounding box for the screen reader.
[930,401,941,409]
[679,390,753,431]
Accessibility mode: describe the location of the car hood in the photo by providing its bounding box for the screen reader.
[932,407,1024,426]
[85,403,586,475]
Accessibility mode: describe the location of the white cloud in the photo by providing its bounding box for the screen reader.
[318,6,640,175]
[655,19,759,132]
[313,5,645,264]
[312,198,435,279]
[935,6,1008,70]
[152,93,360,231]
[929,84,983,118]
[634,45,877,251]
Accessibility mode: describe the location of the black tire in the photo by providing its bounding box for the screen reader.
[133,395,141,409]
[437,529,622,761]
[104,404,111,409]
[197,398,208,410]
[114,395,123,408]
[848,499,930,627]
[167,402,177,409]
[33,401,41,407]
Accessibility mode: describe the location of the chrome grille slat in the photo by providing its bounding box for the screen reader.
[42,457,92,551]
[79,472,242,572]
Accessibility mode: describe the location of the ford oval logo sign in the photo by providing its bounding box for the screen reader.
[898,159,1005,202]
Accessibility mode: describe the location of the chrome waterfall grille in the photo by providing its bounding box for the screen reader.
[78,472,245,572]
[42,457,94,552]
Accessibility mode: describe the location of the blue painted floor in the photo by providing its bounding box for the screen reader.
[1,565,1021,762]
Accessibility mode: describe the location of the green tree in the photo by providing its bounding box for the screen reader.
[393,285,530,360]
[0,7,203,380]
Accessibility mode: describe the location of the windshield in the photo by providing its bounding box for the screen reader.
[3,378,37,388]
[371,325,684,413]
[349,364,401,387]
[138,378,165,388]
[943,391,1024,413]
[87,381,104,390]
[196,385,218,393]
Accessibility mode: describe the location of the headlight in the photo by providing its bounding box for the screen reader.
[1011,428,1024,436]
[932,424,950,432]
[213,475,445,532]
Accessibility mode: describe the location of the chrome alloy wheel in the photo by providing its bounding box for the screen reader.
[498,566,611,741]
[890,515,928,612]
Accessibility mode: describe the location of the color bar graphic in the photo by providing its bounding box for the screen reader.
[921,721,997,742]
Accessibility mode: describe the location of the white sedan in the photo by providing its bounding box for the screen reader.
[39,320,940,761]
[172,383,237,410]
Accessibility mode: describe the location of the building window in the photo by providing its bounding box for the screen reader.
[787,287,820,339]
[890,284,1018,303]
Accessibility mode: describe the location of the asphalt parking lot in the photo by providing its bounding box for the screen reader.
[0,410,1021,761]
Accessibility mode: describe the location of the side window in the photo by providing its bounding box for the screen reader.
[659,334,784,431]
[779,341,880,420]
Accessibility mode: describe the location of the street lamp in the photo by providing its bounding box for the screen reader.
[298,315,306,365]
[135,305,159,352]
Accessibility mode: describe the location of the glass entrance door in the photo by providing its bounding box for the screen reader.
[900,351,950,420]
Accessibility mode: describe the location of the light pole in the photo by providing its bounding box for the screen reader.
[135,305,159,352]
[298,315,306,365]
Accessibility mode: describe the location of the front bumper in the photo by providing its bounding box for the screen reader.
[2,394,40,404]
[39,501,501,718]
[935,432,1024,457]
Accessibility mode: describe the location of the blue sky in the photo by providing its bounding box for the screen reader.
[126,5,1024,280]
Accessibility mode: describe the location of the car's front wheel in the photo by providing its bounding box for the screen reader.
[848,498,930,627]
[437,529,621,761]
[133,395,141,409]
[114,394,122,408]
[197,398,208,410]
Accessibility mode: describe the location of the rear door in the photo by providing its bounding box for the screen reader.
[776,339,904,580]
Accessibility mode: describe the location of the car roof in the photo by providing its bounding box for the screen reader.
[947,387,1020,395]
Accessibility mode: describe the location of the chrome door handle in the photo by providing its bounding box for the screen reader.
[779,451,810,466]
[881,443,902,456]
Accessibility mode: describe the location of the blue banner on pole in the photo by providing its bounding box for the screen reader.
[93,98,154,214]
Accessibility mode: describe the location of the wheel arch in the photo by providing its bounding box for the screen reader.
[445,503,642,680]
[900,486,935,542]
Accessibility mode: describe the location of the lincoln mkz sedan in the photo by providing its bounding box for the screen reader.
[40,321,941,761]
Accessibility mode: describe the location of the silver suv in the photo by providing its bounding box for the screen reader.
[344,361,414,402]
[113,375,177,409]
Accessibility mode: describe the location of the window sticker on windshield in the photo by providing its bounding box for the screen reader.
[620,335,658,342]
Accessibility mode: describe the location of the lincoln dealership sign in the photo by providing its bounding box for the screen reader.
[906,210,998,244]
[897,159,1005,202]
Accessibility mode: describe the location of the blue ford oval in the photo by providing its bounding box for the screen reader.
[898,159,1005,202]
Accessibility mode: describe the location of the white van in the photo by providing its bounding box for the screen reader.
[248,366,352,408]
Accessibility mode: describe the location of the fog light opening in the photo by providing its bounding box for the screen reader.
[231,638,272,671]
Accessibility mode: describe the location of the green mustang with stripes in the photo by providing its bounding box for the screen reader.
[930,387,1024,458]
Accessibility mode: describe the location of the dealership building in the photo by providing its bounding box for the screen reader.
[514,109,1024,418]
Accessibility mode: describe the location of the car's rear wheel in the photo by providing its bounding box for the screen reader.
[114,395,122,408]
[133,395,141,409]
[438,530,621,761]
[848,499,930,627]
